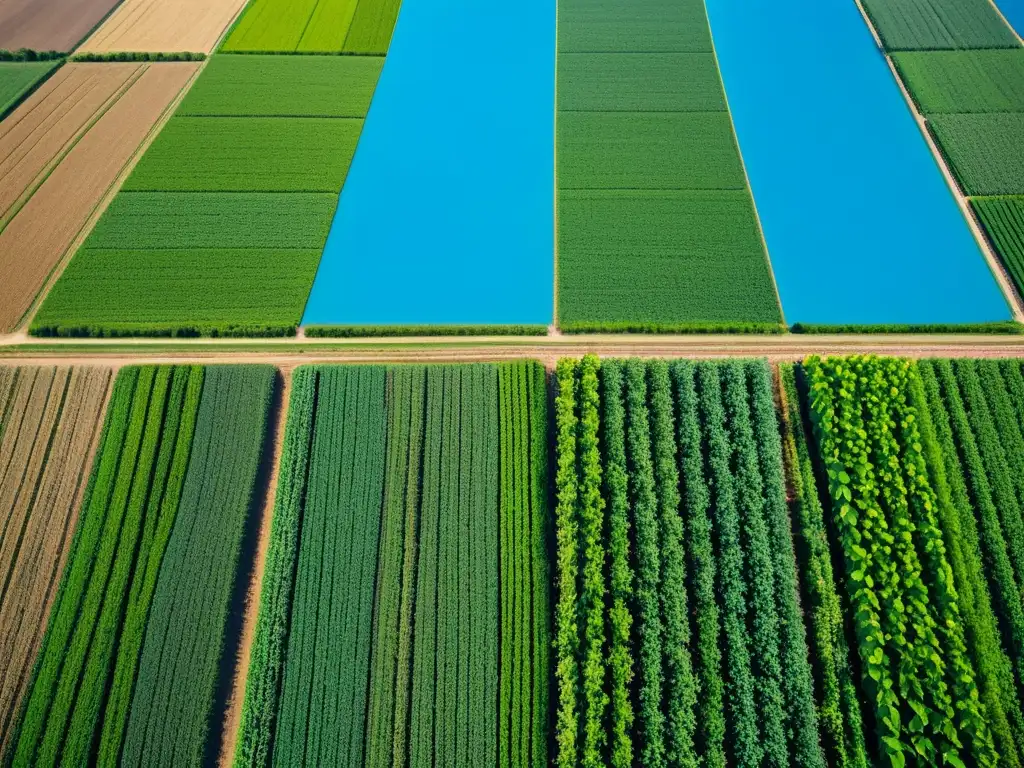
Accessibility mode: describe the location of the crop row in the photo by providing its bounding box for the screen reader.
[0,366,111,758]
[805,355,1004,766]
[553,356,824,767]
[3,364,274,767]
[234,363,549,767]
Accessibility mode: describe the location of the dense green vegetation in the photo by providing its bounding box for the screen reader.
[222,0,400,53]
[973,197,1024,298]
[177,55,382,117]
[556,0,779,329]
[861,0,1020,50]
[557,191,780,326]
[929,113,1024,196]
[778,365,869,768]
[8,366,202,767]
[893,50,1024,114]
[121,365,275,766]
[805,355,999,766]
[234,363,550,767]
[122,117,362,192]
[554,356,823,766]
[0,60,60,118]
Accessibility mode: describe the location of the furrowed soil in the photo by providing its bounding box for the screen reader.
[0,0,123,51]
[0,62,199,333]
[0,63,143,225]
[0,366,111,756]
[78,0,249,53]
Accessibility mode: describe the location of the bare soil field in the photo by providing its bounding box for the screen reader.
[0,63,142,225]
[78,0,249,53]
[0,0,123,51]
[0,365,111,756]
[0,61,199,333]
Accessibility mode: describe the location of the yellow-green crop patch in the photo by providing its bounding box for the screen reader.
[177,55,383,117]
[894,50,1024,114]
[557,53,726,112]
[222,0,400,53]
[557,112,746,190]
[122,117,362,192]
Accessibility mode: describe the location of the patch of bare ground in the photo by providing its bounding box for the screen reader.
[0,0,122,51]
[217,369,292,768]
[0,61,199,333]
[0,365,111,755]
[78,0,250,53]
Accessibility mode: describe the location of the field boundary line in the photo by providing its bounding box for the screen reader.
[704,0,786,326]
[0,64,146,233]
[552,0,560,329]
[217,367,291,768]
[851,0,1024,323]
[14,59,208,335]
[984,0,1024,45]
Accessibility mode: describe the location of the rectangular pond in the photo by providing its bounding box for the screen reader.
[301,0,554,327]
[704,0,1011,325]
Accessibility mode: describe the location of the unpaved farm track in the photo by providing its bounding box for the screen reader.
[0,62,199,333]
[0,366,111,756]
[2,334,1024,369]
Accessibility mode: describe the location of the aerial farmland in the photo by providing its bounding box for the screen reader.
[5,0,1024,766]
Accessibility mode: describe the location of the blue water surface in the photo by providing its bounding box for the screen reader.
[994,0,1024,37]
[704,0,1010,325]
[301,0,554,326]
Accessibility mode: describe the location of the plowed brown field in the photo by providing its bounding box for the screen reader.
[0,0,122,51]
[78,0,249,53]
[0,61,199,333]
[0,63,142,225]
[0,365,111,756]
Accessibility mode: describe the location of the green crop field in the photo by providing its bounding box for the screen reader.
[973,197,1024,297]
[894,50,1024,113]
[557,112,745,190]
[222,0,400,53]
[177,55,383,117]
[557,190,780,326]
[122,117,362,192]
[553,357,829,767]
[234,362,550,767]
[72,192,336,250]
[6,365,274,768]
[861,0,1020,50]
[557,53,726,112]
[558,0,713,53]
[121,365,274,767]
[929,113,1024,196]
[33,248,322,336]
[0,60,61,118]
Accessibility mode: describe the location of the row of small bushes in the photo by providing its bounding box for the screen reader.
[0,49,64,61]
[71,51,206,61]
[31,323,294,338]
[304,324,548,337]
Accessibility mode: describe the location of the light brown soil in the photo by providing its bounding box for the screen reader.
[0,0,123,51]
[0,61,199,333]
[0,366,111,755]
[78,0,250,53]
[0,63,142,225]
[217,370,292,768]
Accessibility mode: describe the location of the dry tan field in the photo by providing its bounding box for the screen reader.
[0,0,122,51]
[0,62,199,333]
[0,366,111,756]
[78,0,249,53]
